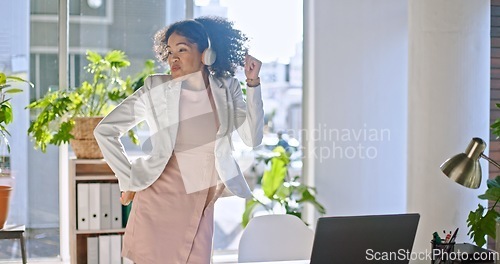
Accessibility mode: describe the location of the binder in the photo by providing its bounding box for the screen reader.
[99,235,111,264]
[87,236,99,264]
[110,183,122,229]
[88,183,101,230]
[110,234,122,264]
[77,183,89,230]
[122,202,133,227]
[100,183,112,230]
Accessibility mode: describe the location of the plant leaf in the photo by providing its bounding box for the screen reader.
[5,88,23,94]
[127,130,140,145]
[0,103,13,125]
[242,199,259,228]
[299,188,327,214]
[6,76,34,87]
[467,204,499,247]
[492,118,500,138]
[487,176,500,189]
[262,157,287,198]
[261,146,291,198]
[51,120,75,146]
[478,186,500,201]
[105,50,130,69]
[86,50,102,64]
[274,183,292,201]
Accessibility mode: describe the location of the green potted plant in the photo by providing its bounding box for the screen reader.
[0,73,32,149]
[0,72,32,229]
[242,146,326,227]
[466,176,500,247]
[26,50,154,159]
[466,107,500,247]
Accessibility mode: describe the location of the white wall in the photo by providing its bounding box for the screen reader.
[407,0,490,255]
[304,0,409,217]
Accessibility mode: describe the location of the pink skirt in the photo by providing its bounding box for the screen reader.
[122,154,223,264]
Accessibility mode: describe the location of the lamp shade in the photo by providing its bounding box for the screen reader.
[440,137,486,189]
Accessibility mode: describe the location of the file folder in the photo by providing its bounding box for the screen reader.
[110,234,122,264]
[77,183,89,230]
[122,202,132,227]
[88,183,101,230]
[87,236,99,264]
[99,235,111,264]
[111,183,122,229]
[100,183,112,230]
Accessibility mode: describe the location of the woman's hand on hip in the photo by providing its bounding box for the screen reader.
[120,191,136,206]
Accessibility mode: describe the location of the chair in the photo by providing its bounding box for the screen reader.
[238,214,314,263]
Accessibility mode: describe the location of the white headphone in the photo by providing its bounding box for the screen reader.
[202,36,216,66]
[194,20,216,66]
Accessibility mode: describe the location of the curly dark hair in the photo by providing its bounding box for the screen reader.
[153,16,248,78]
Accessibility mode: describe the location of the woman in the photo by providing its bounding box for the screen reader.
[94,16,264,263]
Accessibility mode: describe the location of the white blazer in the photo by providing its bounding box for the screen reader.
[93,71,264,198]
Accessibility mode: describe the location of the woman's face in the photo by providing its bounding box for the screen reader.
[166,32,205,79]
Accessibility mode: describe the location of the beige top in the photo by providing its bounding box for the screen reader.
[174,85,220,194]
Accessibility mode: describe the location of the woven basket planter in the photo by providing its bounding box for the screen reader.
[69,117,103,159]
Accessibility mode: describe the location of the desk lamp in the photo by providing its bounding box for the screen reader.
[440,137,500,189]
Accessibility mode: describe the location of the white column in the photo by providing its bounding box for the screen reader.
[59,0,70,262]
[304,0,409,218]
[302,0,316,226]
[407,0,490,257]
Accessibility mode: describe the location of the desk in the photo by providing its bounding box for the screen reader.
[0,225,27,264]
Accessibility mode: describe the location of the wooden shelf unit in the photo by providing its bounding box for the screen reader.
[69,158,125,264]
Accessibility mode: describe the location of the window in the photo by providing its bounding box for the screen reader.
[194,0,304,254]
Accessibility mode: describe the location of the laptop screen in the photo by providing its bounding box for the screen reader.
[310,213,420,264]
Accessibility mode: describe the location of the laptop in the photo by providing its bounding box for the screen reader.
[309,213,420,264]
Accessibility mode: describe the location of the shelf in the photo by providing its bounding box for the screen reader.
[75,175,117,181]
[70,158,107,164]
[75,228,126,235]
[69,158,127,263]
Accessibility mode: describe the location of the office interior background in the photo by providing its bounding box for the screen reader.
[0,0,496,263]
